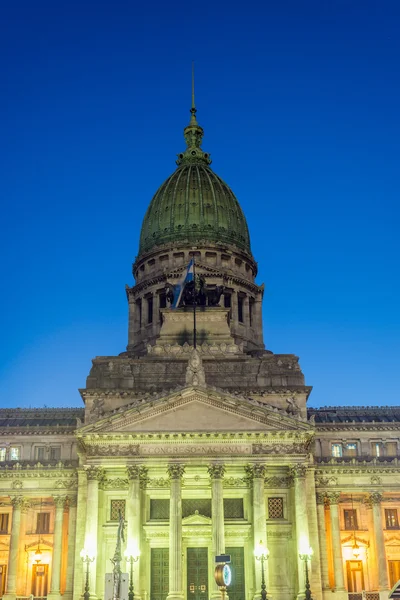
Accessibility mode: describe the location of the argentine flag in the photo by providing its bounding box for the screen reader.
[172,259,194,308]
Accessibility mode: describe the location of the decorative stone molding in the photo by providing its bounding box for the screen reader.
[146,477,170,488]
[253,441,311,455]
[207,464,226,480]
[316,492,328,506]
[101,477,129,490]
[245,464,266,479]
[53,496,67,509]
[265,476,291,488]
[223,476,250,488]
[84,466,105,482]
[126,465,141,480]
[167,464,185,480]
[368,492,383,505]
[10,496,29,512]
[325,492,341,505]
[371,475,382,485]
[67,496,77,508]
[11,480,23,489]
[315,476,338,487]
[289,464,307,479]
[86,444,139,456]
[55,479,78,490]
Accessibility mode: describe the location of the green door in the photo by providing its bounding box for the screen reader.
[187,547,208,600]
[151,548,169,600]
[226,547,245,600]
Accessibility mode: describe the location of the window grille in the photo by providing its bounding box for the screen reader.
[0,513,9,533]
[182,499,211,518]
[344,509,358,530]
[223,498,244,519]
[268,497,284,519]
[385,509,399,529]
[110,500,126,521]
[150,499,170,520]
[50,447,61,460]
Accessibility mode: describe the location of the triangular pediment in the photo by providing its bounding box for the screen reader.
[78,386,312,435]
[182,513,212,526]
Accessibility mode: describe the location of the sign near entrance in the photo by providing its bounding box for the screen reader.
[216,554,231,564]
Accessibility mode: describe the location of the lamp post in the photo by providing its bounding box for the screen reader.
[254,540,269,600]
[299,546,313,600]
[124,550,140,600]
[80,548,95,600]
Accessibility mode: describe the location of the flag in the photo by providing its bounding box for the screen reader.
[171,259,194,308]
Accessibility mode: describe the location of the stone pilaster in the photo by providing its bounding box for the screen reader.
[315,494,330,591]
[126,466,147,600]
[83,466,104,598]
[290,464,310,600]
[208,464,226,600]
[326,493,345,592]
[48,496,67,600]
[64,497,77,600]
[167,464,185,600]
[3,496,28,600]
[247,464,268,600]
[368,493,389,591]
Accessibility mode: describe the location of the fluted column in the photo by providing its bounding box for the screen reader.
[4,496,28,600]
[368,493,389,590]
[208,464,226,600]
[84,466,104,597]
[127,466,147,600]
[49,496,67,600]
[316,493,330,590]
[247,464,268,600]
[326,492,345,592]
[167,464,185,600]
[64,497,77,600]
[290,464,310,599]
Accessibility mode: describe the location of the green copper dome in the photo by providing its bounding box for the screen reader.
[139,105,251,256]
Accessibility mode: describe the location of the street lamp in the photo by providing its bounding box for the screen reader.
[299,545,313,600]
[80,548,95,600]
[124,549,140,600]
[254,540,269,600]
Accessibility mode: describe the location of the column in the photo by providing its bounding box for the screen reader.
[306,469,323,600]
[4,496,28,600]
[290,464,310,600]
[208,464,226,600]
[64,497,77,600]
[326,493,345,592]
[316,494,330,590]
[73,469,88,600]
[84,466,104,598]
[167,464,185,600]
[48,496,67,600]
[369,492,389,591]
[249,464,268,600]
[127,466,146,600]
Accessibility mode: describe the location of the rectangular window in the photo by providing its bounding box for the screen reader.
[224,294,231,308]
[223,498,244,519]
[238,296,244,323]
[0,448,6,462]
[9,447,20,461]
[346,443,358,457]
[150,499,170,520]
[387,442,397,457]
[332,443,343,457]
[0,513,9,533]
[249,298,254,327]
[385,509,399,529]
[36,512,50,534]
[36,447,46,460]
[136,299,142,328]
[344,509,358,530]
[159,292,167,309]
[50,447,61,460]
[147,297,153,324]
[372,443,381,457]
[110,500,126,521]
[268,497,284,519]
[182,499,212,518]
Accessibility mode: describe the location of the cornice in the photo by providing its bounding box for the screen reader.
[0,427,77,436]
[315,423,400,432]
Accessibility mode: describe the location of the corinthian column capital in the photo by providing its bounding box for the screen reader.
[10,495,29,513]
[289,464,307,479]
[167,464,185,480]
[325,492,341,505]
[53,495,68,509]
[245,463,266,480]
[208,464,226,480]
[84,465,105,481]
[367,492,383,506]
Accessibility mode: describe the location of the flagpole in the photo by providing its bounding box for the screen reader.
[193,255,197,349]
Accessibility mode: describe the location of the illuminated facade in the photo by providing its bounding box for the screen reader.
[1,101,399,600]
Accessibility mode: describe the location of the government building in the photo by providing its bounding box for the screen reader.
[0,98,399,600]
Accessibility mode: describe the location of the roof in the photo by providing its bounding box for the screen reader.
[308,406,400,424]
[0,407,84,428]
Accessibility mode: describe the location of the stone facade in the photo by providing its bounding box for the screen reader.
[1,103,399,600]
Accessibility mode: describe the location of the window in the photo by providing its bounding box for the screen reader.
[387,442,397,457]
[224,294,231,309]
[346,443,357,457]
[372,443,381,457]
[9,447,20,461]
[0,448,5,462]
[332,443,343,457]
[150,499,170,520]
[0,513,9,533]
[223,498,244,519]
[50,447,61,460]
[36,447,46,460]
[182,499,211,518]
[249,298,254,327]
[268,497,284,519]
[147,297,153,324]
[159,292,167,309]
[136,299,142,328]
[385,509,399,529]
[238,296,244,323]
[36,513,50,534]
[344,509,358,530]
[110,500,126,521]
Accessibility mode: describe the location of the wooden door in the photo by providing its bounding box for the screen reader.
[187,547,208,600]
[31,564,49,597]
[389,561,400,588]
[0,565,7,596]
[346,560,364,592]
[151,548,169,600]
[225,547,245,600]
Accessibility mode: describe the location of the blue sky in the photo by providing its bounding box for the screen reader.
[0,0,399,409]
